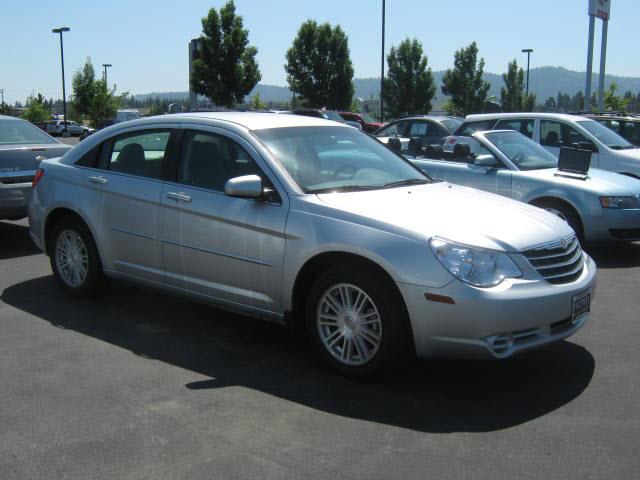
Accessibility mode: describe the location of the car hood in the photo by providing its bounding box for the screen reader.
[612,147,640,161]
[520,167,640,195]
[316,182,573,252]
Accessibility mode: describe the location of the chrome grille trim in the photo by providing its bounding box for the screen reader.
[523,235,585,285]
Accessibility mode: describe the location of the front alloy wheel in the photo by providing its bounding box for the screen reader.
[317,283,383,366]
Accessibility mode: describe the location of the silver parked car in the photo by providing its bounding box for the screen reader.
[1,115,71,220]
[46,119,94,137]
[29,113,596,376]
[411,130,640,243]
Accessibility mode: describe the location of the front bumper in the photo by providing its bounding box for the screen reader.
[398,254,597,359]
[0,182,31,219]
[584,208,640,242]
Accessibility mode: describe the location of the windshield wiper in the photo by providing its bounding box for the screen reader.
[308,185,383,194]
[608,145,635,150]
[381,178,431,189]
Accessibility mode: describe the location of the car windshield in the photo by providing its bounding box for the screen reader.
[440,118,463,133]
[252,126,429,193]
[577,120,634,149]
[484,131,558,171]
[0,119,56,145]
[322,111,345,122]
[360,113,376,123]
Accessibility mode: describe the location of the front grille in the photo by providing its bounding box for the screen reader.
[523,235,584,285]
[0,175,34,185]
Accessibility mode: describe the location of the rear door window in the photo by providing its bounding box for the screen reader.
[494,118,534,138]
[100,130,171,179]
[540,120,588,147]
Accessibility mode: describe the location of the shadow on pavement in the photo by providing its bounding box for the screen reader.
[586,241,640,269]
[0,220,40,260]
[1,275,595,434]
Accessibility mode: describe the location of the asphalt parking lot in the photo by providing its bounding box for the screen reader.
[1,218,639,479]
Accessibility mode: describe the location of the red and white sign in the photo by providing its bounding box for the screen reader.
[589,0,611,20]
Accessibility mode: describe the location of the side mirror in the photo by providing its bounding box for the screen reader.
[387,137,402,152]
[224,175,263,199]
[473,154,499,168]
[408,136,423,156]
[576,141,598,153]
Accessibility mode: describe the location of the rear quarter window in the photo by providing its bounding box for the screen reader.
[455,120,496,136]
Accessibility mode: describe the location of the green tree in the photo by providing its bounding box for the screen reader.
[71,58,96,118]
[441,42,490,116]
[522,93,537,112]
[285,20,354,110]
[499,60,525,112]
[250,91,266,109]
[604,82,630,112]
[382,38,436,117]
[88,79,119,127]
[21,94,51,122]
[544,96,556,110]
[191,1,261,108]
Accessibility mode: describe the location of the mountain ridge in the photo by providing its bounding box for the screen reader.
[132,66,640,104]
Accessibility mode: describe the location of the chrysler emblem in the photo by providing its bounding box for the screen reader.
[560,238,569,249]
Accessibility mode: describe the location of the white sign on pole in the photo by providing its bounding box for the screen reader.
[589,0,611,20]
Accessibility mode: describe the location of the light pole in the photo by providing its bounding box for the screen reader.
[522,48,533,95]
[380,0,385,122]
[52,27,70,136]
[102,64,112,85]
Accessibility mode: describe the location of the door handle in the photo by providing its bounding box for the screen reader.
[166,191,192,203]
[88,176,108,185]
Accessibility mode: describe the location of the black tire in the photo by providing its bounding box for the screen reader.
[533,199,584,243]
[305,263,412,377]
[49,216,105,297]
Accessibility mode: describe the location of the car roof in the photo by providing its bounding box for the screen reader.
[464,112,593,122]
[106,111,346,131]
[0,115,24,122]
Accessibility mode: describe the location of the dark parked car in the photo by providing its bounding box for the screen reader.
[373,116,463,152]
[0,115,71,220]
[582,113,640,146]
[292,109,346,123]
[338,111,384,133]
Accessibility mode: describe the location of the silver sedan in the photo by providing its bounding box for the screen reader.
[29,113,596,376]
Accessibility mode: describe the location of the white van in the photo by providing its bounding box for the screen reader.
[445,113,640,179]
[113,109,141,124]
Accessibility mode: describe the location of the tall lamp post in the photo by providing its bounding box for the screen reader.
[52,27,70,136]
[102,64,112,84]
[380,0,385,122]
[522,48,533,95]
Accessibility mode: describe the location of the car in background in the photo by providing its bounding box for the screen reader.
[445,113,640,179]
[46,120,94,137]
[0,115,71,220]
[338,111,384,133]
[409,129,640,243]
[292,109,362,129]
[114,109,142,124]
[582,113,640,147]
[29,112,596,375]
[374,116,462,153]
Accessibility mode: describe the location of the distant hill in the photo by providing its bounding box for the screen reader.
[132,66,640,105]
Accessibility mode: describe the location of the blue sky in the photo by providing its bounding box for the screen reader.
[1,0,637,104]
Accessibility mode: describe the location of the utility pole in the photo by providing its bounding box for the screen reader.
[380,0,386,122]
[585,0,611,112]
[0,89,4,105]
[52,27,70,135]
[102,64,112,85]
[522,49,533,95]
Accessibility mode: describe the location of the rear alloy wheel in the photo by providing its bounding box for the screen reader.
[306,265,411,377]
[50,217,105,297]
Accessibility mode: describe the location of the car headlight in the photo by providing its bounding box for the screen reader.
[599,196,640,209]
[429,237,522,288]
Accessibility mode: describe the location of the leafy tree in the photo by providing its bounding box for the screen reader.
[522,93,537,112]
[499,60,525,112]
[285,20,354,110]
[71,58,96,118]
[21,94,51,122]
[250,91,266,109]
[441,42,490,116]
[0,102,11,115]
[604,82,630,112]
[88,80,120,127]
[544,96,556,110]
[382,38,436,117]
[191,1,261,108]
